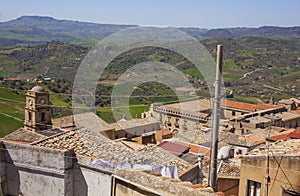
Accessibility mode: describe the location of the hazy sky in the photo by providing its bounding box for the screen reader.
[1,0,299,28]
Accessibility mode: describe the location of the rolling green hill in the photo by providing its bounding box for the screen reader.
[1,16,300,137]
[0,16,136,45]
[1,16,300,46]
[0,88,25,137]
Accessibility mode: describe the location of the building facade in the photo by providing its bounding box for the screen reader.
[239,140,300,196]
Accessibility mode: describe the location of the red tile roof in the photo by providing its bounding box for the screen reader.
[157,141,190,156]
[247,135,264,145]
[256,103,282,110]
[221,100,282,112]
[290,110,300,114]
[221,100,256,111]
[269,129,300,141]
[289,132,300,139]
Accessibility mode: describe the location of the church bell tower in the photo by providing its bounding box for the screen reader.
[24,86,52,131]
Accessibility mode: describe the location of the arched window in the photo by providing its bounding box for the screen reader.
[41,112,46,121]
[28,111,32,121]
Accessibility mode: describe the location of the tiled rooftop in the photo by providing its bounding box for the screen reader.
[180,153,200,164]
[115,140,146,151]
[32,129,94,157]
[256,103,282,110]
[164,99,211,113]
[32,127,192,175]
[248,139,300,156]
[181,129,264,148]
[174,141,211,157]
[290,109,300,114]
[217,161,241,178]
[229,134,264,147]
[278,99,295,105]
[221,100,256,112]
[114,169,215,196]
[274,112,300,121]
[107,117,159,131]
[3,128,47,143]
[157,141,190,156]
[138,144,191,175]
[269,129,300,141]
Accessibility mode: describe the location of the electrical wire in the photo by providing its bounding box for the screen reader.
[0,86,199,98]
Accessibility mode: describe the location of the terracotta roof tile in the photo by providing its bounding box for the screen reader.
[221,100,256,111]
[174,141,211,157]
[255,103,282,110]
[290,110,300,114]
[218,161,240,178]
[289,132,300,139]
[247,135,264,145]
[32,127,192,175]
[248,139,300,155]
[269,129,300,141]
[3,128,47,143]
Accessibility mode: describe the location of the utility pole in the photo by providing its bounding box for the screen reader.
[209,45,223,191]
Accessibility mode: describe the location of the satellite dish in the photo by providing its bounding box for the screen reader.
[217,146,232,160]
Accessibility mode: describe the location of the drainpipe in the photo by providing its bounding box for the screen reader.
[198,154,204,184]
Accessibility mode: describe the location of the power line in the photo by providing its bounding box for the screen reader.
[270,151,296,192]
[0,86,199,98]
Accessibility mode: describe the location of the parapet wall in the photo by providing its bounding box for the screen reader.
[0,141,74,196]
[2,141,74,172]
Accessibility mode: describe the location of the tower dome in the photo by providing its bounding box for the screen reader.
[31,86,45,93]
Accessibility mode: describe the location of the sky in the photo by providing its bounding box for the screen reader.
[1,0,300,28]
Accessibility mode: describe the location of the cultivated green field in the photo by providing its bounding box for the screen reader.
[0,88,25,137]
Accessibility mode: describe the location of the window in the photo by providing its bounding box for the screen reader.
[167,117,171,126]
[175,118,179,128]
[232,111,236,116]
[28,111,32,121]
[247,180,261,196]
[41,112,46,121]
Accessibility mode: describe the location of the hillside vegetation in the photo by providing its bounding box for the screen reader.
[1,16,300,46]
[1,16,300,137]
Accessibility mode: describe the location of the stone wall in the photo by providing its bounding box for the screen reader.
[75,157,112,196]
[0,141,114,196]
[1,141,74,196]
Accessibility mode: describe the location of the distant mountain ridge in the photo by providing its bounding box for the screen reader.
[0,16,136,45]
[0,16,300,46]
